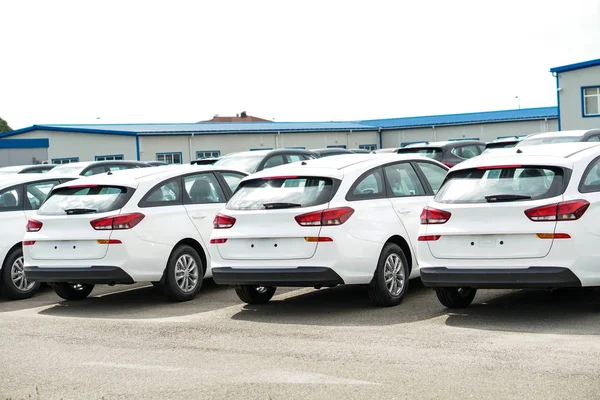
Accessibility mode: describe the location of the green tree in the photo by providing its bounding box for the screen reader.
[0,117,12,133]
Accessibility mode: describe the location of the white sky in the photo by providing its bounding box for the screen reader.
[1,0,599,129]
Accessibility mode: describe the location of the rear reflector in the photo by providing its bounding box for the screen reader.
[96,239,122,244]
[90,213,145,230]
[22,241,36,246]
[295,207,354,226]
[261,176,298,180]
[536,233,571,239]
[213,214,236,229]
[210,238,228,244]
[476,164,522,170]
[525,200,590,221]
[304,237,333,242]
[418,235,441,241]
[26,219,43,232]
[420,206,451,224]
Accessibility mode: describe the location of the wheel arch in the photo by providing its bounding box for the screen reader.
[172,238,208,277]
[384,235,413,274]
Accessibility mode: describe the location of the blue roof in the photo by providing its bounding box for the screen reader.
[0,107,558,138]
[357,107,557,129]
[550,58,600,73]
[0,138,49,149]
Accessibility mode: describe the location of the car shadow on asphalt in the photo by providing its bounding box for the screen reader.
[34,279,238,319]
[230,279,446,327]
[445,287,600,335]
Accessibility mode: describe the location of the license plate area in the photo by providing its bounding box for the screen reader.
[30,241,108,260]
[219,238,317,260]
[429,234,552,259]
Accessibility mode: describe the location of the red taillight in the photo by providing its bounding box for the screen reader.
[26,219,43,232]
[90,213,145,230]
[23,240,36,246]
[525,200,590,222]
[476,164,522,170]
[418,235,441,241]
[420,206,451,224]
[295,207,354,226]
[210,238,228,244]
[213,214,236,229]
[442,162,454,168]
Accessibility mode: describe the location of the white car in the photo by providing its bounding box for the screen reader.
[209,154,449,307]
[417,142,600,308]
[0,174,78,299]
[23,166,247,301]
[0,164,56,175]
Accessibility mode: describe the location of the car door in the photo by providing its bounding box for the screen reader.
[182,172,227,248]
[0,185,26,254]
[383,162,433,253]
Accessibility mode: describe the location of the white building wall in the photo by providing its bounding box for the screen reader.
[8,130,137,162]
[381,119,558,148]
[557,65,600,130]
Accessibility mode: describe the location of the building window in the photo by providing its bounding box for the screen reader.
[327,145,347,149]
[156,152,182,164]
[249,148,273,151]
[448,137,480,141]
[95,155,124,161]
[583,87,600,117]
[358,144,377,151]
[195,150,220,159]
[52,157,79,164]
[285,146,305,149]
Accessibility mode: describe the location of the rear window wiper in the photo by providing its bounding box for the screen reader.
[64,208,97,214]
[485,194,532,203]
[263,202,302,209]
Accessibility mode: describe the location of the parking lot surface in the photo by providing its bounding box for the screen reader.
[1,281,599,400]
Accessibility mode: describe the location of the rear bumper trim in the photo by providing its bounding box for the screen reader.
[420,267,582,288]
[212,267,344,287]
[24,266,135,284]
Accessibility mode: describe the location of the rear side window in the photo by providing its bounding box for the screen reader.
[580,157,600,192]
[39,185,133,215]
[451,145,480,159]
[227,176,336,210]
[0,187,21,212]
[435,166,565,204]
[348,168,385,200]
[140,179,182,207]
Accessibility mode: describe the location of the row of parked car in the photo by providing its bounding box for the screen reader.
[1,128,599,309]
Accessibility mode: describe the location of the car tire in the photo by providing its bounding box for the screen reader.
[1,247,41,300]
[235,285,276,304]
[368,243,410,307]
[51,283,95,301]
[162,245,203,302]
[435,287,476,308]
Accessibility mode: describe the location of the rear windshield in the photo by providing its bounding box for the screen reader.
[435,166,565,204]
[227,176,337,210]
[517,136,581,147]
[214,155,263,173]
[38,185,134,215]
[397,147,443,160]
[485,141,518,150]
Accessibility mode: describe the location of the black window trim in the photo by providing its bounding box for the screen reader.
[579,154,600,193]
[382,161,430,199]
[138,176,184,208]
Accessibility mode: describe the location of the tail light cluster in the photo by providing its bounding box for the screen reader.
[420,206,451,224]
[26,219,43,232]
[90,213,145,230]
[213,214,236,229]
[295,207,354,226]
[524,200,590,222]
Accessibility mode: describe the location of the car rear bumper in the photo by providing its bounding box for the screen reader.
[212,267,345,287]
[420,267,582,289]
[24,266,135,284]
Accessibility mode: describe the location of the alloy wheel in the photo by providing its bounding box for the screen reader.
[10,256,35,292]
[174,254,199,293]
[383,253,405,296]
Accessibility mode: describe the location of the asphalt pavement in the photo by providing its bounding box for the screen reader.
[1,280,599,399]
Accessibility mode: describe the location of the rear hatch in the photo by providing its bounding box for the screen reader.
[213,174,341,261]
[422,164,570,259]
[397,147,443,162]
[28,184,136,261]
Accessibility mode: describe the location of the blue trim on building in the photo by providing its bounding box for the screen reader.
[95,154,124,161]
[550,58,600,73]
[249,148,273,151]
[135,136,140,161]
[0,125,137,139]
[0,138,49,149]
[581,86,600,118]
[326,145,347,149]
[378,129,382,149]
[284,146,306,149]
[448,137,480,141]
[556,73,562,131]
[156,152,183,164]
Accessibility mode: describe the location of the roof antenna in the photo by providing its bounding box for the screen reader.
[516,149,523,153]
[301,161,307,165]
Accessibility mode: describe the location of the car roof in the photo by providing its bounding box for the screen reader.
[242,153,446,181]
[0,173,80,190]
[453,142,600,171]
[403,140,485,148]
[222,149,315,158]
[0,164,43,173]
[52,164,247,190]
[488,135,528,144]
[524,129,600,139]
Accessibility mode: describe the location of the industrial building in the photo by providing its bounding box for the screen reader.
[0,107,558,166]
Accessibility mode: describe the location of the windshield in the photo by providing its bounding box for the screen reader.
[435,166,565,204]
[397,148,443,160]
[214,155,263,173]
[227,176,336,210]
[39,185,134,215]
[517,136,582,147]
[49,166,84,175]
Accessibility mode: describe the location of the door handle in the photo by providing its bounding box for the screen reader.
[395,208,410,215]
[191,213,207,220]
